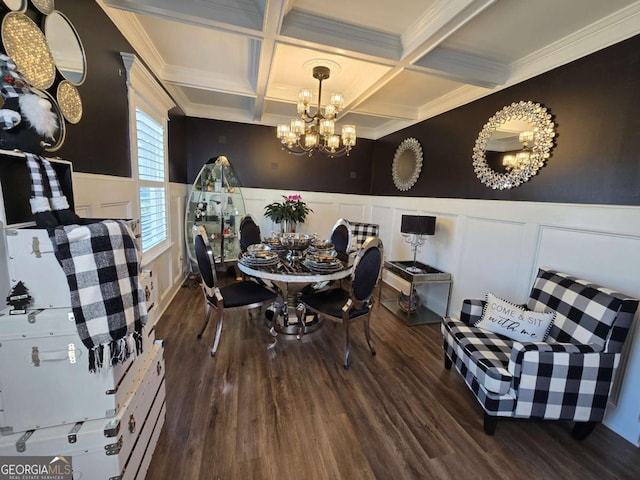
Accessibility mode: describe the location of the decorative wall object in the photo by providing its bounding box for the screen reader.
[392,137,423,191]
[0,3,86,151]
[472,101,556,190]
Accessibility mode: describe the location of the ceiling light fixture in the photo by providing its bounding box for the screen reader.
[276,66,356,157]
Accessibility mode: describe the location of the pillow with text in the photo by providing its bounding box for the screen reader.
[475,292,555,342]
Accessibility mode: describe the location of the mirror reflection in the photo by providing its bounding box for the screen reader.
[485,119,536,173]
[396,150,417,182]
[45,11,86,85]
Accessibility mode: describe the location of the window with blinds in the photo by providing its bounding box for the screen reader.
[136,108,167,252]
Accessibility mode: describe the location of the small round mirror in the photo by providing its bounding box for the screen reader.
[1,12,56,90]
[392,137,423,191]
[473,101,555,190]
[33,87,65,151]
[1,0,26,11]
[57,80,82,124]
[45,10,86,85]
[31,0,54,15]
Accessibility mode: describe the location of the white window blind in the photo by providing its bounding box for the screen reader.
[136,108,167,251]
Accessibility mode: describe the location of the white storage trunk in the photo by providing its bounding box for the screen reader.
[3,219,141,310]
[139,270,158,332]
[4,226,71,309]
[0,343,166,480]
[0,152,141,309]
[0,307,155,435]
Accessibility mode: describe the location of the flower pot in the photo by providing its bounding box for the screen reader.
[282,220,297,233]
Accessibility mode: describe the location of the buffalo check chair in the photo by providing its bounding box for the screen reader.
[193,226,277,356]
[441,268,639,439]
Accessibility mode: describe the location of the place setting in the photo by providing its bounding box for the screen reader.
[303,244,343,272]
[239,243,279,267]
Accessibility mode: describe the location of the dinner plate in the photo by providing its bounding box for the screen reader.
[240,252,279,267]
[303,259,343,272]
[306,251,337,263]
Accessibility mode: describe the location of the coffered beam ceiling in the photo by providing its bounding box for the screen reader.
[99,0,640,139]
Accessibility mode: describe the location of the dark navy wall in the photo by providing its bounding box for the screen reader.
[51,0,136,178]
[371,34,640,205]
[179,117,375,194]
[8,1,638,205]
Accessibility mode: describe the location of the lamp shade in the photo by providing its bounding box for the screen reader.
[401,215,436,235]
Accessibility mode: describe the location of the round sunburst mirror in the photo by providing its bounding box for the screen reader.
[392,137,423,191]
[472,101,556,190]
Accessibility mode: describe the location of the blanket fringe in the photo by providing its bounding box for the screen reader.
[88,331,144,373]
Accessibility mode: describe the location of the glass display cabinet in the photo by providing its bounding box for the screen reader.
[185,156,246,269]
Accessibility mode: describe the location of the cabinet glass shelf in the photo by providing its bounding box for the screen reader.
[184,156,246,269]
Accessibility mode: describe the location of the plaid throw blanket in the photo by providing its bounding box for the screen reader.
[49,220,147,371]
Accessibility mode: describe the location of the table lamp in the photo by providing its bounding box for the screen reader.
[401,214,436,273]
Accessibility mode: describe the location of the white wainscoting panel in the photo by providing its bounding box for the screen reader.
[306,199,339,239]
[73,173,188,322]
[73,173,135,220]
[534,225,640,441]
[338,202,368,225]
[455,217,529,305]
[73,180,640,446]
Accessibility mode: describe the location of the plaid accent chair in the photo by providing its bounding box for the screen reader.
[442,268,639,439]
[348,220,379,250]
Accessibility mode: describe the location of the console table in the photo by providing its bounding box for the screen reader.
[380,260,452,326]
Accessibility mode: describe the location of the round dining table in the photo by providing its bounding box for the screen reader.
[237,253,352,335]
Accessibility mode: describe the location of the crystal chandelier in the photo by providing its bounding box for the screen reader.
[276,66,356,157]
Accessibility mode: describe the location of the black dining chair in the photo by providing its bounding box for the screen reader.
[193,225,277,356]
[299,236,383,368]
[330,218,352,254]
[239,215,262,252]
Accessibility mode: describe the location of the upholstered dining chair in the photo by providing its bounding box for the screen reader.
[193,225,277,356]
[239,215,262,252]
[300,236,384,368]
[330,218,352,254]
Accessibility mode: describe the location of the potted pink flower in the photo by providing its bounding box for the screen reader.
[264,194,313,232]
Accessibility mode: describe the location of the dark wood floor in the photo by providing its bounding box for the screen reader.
[146,278,640,479]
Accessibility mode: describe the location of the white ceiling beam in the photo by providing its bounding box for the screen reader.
[251,0,290,122]
[344,0,496,114]
[401,0,496,61]
[163,65,256,97]
[411,47,508,88]
[280,10,402,60]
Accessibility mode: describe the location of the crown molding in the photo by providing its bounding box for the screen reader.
[121,52,175,115]
[508,0,640,85]
[97,1,166,76]
[101,0,263,31]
